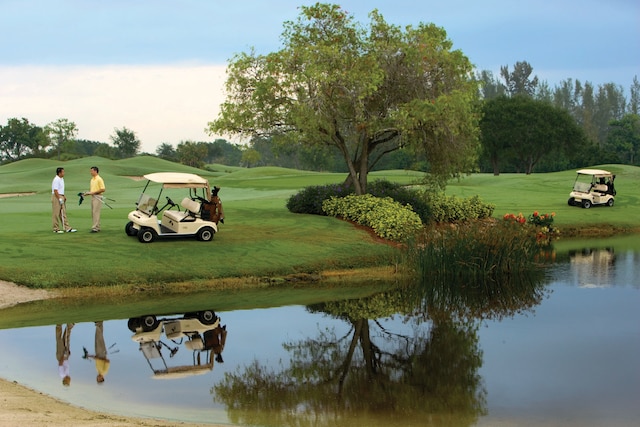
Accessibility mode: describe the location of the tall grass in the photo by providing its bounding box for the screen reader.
[405,221,542,286]
[402,221,549,320]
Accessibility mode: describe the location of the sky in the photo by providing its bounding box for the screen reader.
[1,0,638,154]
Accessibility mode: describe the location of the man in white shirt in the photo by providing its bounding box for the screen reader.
[51,167,76,233]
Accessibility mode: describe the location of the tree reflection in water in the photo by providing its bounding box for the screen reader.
[212,270,549,427]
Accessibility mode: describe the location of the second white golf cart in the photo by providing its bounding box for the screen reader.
[125,172,223,243]
[568,169,616,209]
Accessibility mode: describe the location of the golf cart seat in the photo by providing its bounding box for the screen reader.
[162,197,201,223]
[185,336,204,351]
[593,184,608,193]
[181,197,201,217]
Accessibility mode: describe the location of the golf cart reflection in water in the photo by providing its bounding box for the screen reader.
[127,310,227,379]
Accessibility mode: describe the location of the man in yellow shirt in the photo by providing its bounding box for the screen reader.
[85,166,106,232]
[83,321,110,383]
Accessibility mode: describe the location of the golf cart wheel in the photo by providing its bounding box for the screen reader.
[127,317,141,332]
[607,198,614,207]
[198,310,217,325]
[138,227,157,243]
[582,199,592,209]
[140,315,158,332]
[125,221,138,236]
[197,226,215,242]
[567,197,575,206]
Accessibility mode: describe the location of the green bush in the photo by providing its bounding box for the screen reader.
[286,179,431,223]
[286,183,353,215]
[425,192,495,223]
[368,179,431,223]
[322,194,423,242]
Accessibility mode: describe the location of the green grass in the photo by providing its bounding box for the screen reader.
[445,164,640,229]
[1,157,639,291]
[1,158,639,329]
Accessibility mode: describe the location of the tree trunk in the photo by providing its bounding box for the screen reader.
[491,154,500,176]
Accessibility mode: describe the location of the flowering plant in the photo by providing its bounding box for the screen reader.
[503,211,559,245]
[502,212,527,224]
[528,211,555,227]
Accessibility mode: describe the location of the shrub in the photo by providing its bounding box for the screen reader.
[503,211,560,245]
[368,179,431,223]
[286,183,352,215]
[322,194,423,242]
[425,192,495,223]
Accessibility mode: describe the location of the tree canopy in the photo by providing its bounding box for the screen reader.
[110,127,140,158]
[208,3,481,194]
[480,96,585,175]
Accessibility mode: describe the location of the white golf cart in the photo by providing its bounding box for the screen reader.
[128,310,227,379]
[125,172,223,243]
[568,169,616,209]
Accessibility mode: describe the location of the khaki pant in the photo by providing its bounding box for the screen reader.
[91,195,102,231]
[52,195,70,232]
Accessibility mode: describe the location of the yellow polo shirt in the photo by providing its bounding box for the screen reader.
[90,175,105,193]
[96,358,110,376]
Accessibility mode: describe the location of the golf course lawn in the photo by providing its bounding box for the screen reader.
[1,156,639,293]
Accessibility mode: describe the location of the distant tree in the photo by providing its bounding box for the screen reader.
[155,142,177,161]
[477,70,506,100]
[606,114,640,164]
[209,4,480,194]
[176,140,207,168]
[0,117,48,161]
[629,76,640,115]
[45,118,77,161]
[207,139,243,166]
[480,96,585,175]
[500,61,539,97]
[241,147,261,168]
[110,127,140,158]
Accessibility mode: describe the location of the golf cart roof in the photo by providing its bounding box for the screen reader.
[576,169,613,176]
[143,172,210,189]
[151,364,213,379]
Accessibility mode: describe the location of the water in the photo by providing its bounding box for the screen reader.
[0,248,638,426]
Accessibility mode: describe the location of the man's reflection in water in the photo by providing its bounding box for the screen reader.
[82,321,111,383]
[55,323,73,386]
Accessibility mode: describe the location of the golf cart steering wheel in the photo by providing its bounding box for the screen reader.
[166,196,176,206]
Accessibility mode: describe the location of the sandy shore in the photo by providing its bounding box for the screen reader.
[0,280,224,426]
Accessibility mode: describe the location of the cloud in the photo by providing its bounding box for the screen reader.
[0,64,228,153]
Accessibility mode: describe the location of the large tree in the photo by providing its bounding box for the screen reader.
[480,96,585,175]
[606,113,640,165]
[208,3,480,194]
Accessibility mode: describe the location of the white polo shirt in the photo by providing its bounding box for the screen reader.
[52,176,65,196]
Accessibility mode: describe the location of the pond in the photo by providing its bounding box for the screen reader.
[0,241,638,426]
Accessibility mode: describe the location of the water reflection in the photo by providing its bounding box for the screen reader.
[568,247,616,288]
[212,268,550,427]
[216,309,485,427]
[81,321,112,383]
[55,323,73,386]
[0,244,638,426]
[128,310,227,379]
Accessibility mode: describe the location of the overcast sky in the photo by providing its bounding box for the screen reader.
[1,0,638,153]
